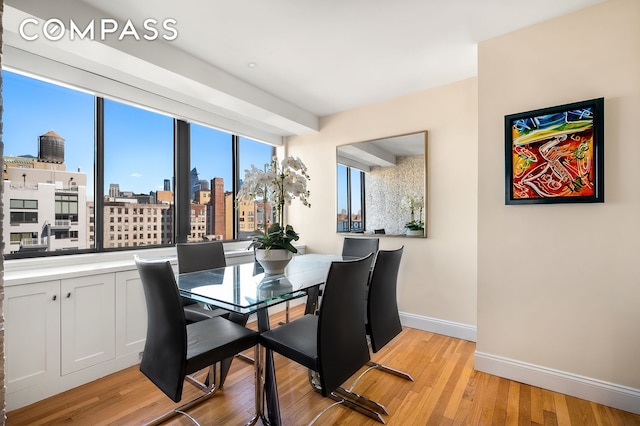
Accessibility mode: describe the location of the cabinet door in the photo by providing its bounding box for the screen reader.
[5,281,60,393]
[61,273,116,375]
[115,270,147,361]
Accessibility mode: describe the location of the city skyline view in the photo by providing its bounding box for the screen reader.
[3,69,274,199]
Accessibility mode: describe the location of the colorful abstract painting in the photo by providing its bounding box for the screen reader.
[505,98,604,204]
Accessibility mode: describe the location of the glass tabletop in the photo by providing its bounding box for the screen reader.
[176,253,346,315]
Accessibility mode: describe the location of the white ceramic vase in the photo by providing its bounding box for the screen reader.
[255,248,293,274]
[406,229,424,237]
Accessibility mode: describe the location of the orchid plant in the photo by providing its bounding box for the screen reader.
[236,156,311,253]
[401,195,424,231]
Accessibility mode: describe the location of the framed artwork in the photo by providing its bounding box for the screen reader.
[505,98,604,205]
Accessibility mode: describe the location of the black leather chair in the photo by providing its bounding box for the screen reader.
[362,247,414,382]
[135,257,261,426]
[177,241,254,380]
[176,241,231,324]
[315,237,381,308]
[260,253,387,424]
[342,237,379,260]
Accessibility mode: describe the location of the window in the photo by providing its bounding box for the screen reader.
[190,123,233,241]
[10,232,37,243]
[10,199,38,209]
[55,194,79,222]
[10,212,38,224]
[2,69,94,255]
[237,137,274,239]
[2,69,277,258]
[337,164,365,232]
[104,98,174,248]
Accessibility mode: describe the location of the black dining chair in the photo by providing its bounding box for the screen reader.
[260,253,387,424]
[315,236,381,310]
[176,241,232,324]
[177,241,254,380]
[353,247,414,389]
[342,237,380,260]
[135,257,261,426]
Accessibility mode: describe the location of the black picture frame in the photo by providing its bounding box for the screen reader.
[505,97,604,205]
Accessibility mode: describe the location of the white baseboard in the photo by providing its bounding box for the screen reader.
[399,311,477,342]
[475,351,640,415]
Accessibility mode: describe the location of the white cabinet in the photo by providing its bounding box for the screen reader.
[5,280,60,394]
[60,273,116,375]
[115,270,147,366]
[5,272,131,410]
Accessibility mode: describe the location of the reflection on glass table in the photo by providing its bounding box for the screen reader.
[176,254,345,316]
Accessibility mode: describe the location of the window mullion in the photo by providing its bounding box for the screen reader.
[95,97,105,251]
[175,119,190,244]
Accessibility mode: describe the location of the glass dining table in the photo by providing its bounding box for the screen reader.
[176,253,346,426]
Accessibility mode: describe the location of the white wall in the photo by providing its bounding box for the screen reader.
[285,77,478,330]
[476,0,640,413]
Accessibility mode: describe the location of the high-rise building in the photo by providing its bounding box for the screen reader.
[190,167,199,200]
[108,183,120,198]
[209,177,226,238]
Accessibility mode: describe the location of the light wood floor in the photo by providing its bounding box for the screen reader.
[7,305,640,426]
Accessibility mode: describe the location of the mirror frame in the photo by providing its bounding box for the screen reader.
[336,130,428,238]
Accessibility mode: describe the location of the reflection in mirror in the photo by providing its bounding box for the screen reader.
[336,131,427,237]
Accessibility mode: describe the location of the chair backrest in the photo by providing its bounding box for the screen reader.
[135,257,188,402]
[367,247,404,353]
[176,241,226,273]
[317,253,373,395]
[341,237,379,259]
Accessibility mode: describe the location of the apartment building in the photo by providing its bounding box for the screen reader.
[87,200,174,249]
[3,166,88,254]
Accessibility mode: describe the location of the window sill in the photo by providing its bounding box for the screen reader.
[3,241,305,287]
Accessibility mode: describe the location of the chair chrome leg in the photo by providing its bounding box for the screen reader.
[144,364,221,426]
[307,400,344,425]
[349,360,414,393]
[175,410,200,426]
[308,370,322,392]
[366,360,414,381]
[334,386,389,416]
[328,392,386,424]
[236,353,255,364]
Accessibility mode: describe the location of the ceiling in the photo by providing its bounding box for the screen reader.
[4,0,603,140]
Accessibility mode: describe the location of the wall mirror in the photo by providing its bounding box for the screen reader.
[336,131,427,237]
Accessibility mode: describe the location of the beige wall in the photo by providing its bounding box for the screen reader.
[477,0,640,392]
[286,77,478,327]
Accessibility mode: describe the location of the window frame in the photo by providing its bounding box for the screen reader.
[337,165,366,233]
[2,70,276,260]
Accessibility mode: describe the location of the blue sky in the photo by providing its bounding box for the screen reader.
[3,69,273,199]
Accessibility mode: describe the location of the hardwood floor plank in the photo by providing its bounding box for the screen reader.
[531,385,545,424]
[506,381,521,426]
[554,393,571,426]
[490,375,511,425]
[518,385,532,426]
[6,304,640,426]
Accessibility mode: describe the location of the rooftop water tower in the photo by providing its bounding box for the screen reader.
[38,130,64,163]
